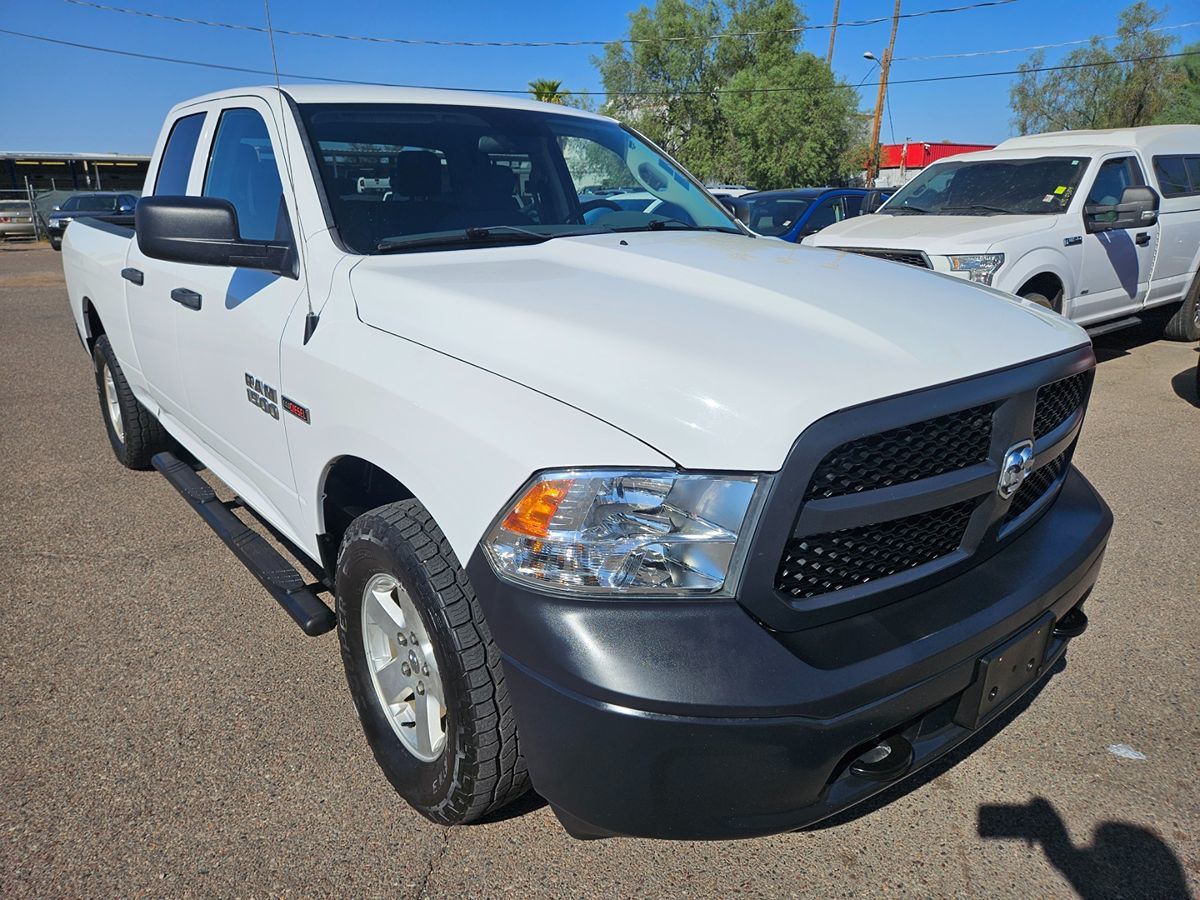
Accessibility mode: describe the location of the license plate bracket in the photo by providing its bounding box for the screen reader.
[954,612,1054,730]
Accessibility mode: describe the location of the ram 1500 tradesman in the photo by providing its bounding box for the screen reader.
[63,86,1111,840]
[807,126,1200,342]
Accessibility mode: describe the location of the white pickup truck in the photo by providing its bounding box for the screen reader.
[808,126,1200,341]
[63,85,1112,841]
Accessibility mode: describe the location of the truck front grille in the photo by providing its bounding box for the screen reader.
[830,247,931,269]
[777,498,976,600]
[1033,373,1086,438]
[805,403,994,500]
[771,362,1094,605]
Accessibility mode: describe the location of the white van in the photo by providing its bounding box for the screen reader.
[807,126,1200,341]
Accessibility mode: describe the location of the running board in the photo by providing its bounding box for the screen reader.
[1085,315,1142,338]
[151,452,336,636]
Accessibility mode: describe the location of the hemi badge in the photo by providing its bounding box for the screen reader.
[281,396,311,424]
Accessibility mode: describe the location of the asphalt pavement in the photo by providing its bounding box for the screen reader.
[2,243,1197,898]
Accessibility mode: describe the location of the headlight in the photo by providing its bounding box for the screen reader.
[483,469,764,596]
[948,253,1004,285]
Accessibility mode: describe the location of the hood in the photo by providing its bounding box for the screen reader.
[808,212,1059,253]
[350,232,1087,471]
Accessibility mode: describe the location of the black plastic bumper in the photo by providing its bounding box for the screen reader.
[468,468,1111,840]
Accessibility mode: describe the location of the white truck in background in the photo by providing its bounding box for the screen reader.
[61,85,1112,841]
[807,126,1200,341]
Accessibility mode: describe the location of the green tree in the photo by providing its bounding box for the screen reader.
[1155,42,1200,123]
[1010,2,1184,133]
[529,78,569,104]
[594,0,859,186]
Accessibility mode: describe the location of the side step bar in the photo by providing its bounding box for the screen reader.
[1085,315,1142,338]
[152,452,336,636]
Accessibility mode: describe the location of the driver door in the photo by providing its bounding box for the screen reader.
[1073,154,1158,322]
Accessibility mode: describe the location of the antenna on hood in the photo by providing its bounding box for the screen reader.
[263,0,319,343]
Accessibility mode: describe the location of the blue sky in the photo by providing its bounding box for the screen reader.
[2,0,1196,154]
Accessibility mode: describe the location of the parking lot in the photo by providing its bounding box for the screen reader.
[1,242,1196,898]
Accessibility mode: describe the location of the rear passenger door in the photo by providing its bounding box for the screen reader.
[125,109,207,413]
[1075,154,1158,322]
[1148,153,1200,307]
[168,99,307,530]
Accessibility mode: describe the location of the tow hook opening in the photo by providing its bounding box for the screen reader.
[1054,606,1088,640]
[848,734,915,782]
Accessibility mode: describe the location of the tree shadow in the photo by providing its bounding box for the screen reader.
[977,797,1190,900]
[1170,357,1199,408]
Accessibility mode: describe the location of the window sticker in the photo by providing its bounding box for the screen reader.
[1054,186,1067,195]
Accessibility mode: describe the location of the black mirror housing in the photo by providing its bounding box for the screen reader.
[1083,185,1160,234]
[862,189,886,214]
[135,196,295,276]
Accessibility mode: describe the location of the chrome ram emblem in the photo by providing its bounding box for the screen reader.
[998,440,1035,499]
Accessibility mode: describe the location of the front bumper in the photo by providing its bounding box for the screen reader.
[469,467,1111,840]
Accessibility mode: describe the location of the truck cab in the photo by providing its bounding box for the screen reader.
[807,126,1200,342]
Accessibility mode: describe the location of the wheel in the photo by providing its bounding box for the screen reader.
[1019,290,1061,314]
[49,237,61,251]
[92,334,169,469]
[336,499,528,825]
[1163,275,1200,342]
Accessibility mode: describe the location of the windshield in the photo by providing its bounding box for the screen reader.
[61,194,121,212]
[297,103,742,254]
[736,195,813,235]
[885,156,1091,216]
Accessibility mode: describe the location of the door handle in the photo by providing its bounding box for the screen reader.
[170,288,202,311]
[1135,232,1151,246]
[121,267,143,286]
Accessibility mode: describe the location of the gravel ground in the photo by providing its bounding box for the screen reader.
[2,243,1197,898]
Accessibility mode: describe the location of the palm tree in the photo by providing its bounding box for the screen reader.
[528,79,568,105]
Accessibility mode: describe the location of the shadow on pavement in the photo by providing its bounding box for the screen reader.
[1170,357,1199,408]
[977,796,1190,900]
[1091,315,1170,363]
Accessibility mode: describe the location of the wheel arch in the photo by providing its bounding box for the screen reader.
[81,296,105,354]
[1016,271,1066,307]
[317,454,416,574]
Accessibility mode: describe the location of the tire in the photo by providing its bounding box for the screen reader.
[49,237,61,251]
[1163,276,1200,342]
[1019,290,1061,314]
[336,499,528,825]
[92,334,169,469]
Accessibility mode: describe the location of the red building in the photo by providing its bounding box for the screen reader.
[875,142,995,187]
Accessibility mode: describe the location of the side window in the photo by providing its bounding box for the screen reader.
[203,108,285,241]
[1153,156,1190,196]
[1087,156,1143,206]
[153,112,205,196]
[804,197,843,234]
[843,194,864,217]
[1186,157,1200,194]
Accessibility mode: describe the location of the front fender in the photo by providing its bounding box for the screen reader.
[997,245,1077,301]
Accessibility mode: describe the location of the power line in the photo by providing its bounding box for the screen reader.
[1,27,1194,97]
[62,0,1021,47]
[896,19,1200,61]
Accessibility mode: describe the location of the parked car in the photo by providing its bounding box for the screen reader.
[64,85,1110,841]
[806,126,1200,341]
[0,199,37,241]
[47,192,138,250]
[733,187,893,241]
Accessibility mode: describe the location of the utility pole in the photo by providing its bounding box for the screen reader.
[826,0,841,65]
[867,0,902,186]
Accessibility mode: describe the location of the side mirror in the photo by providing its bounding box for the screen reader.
[135,196,295,276]
[862,190,886,214]
[1083,185,1159,234]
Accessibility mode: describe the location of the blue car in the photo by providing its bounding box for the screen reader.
[730,187,892,242]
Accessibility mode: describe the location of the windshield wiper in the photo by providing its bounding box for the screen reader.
[376,225,557,254]
[610,217,739,234]
[940,204,1013,215]
[888,205,932,215]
